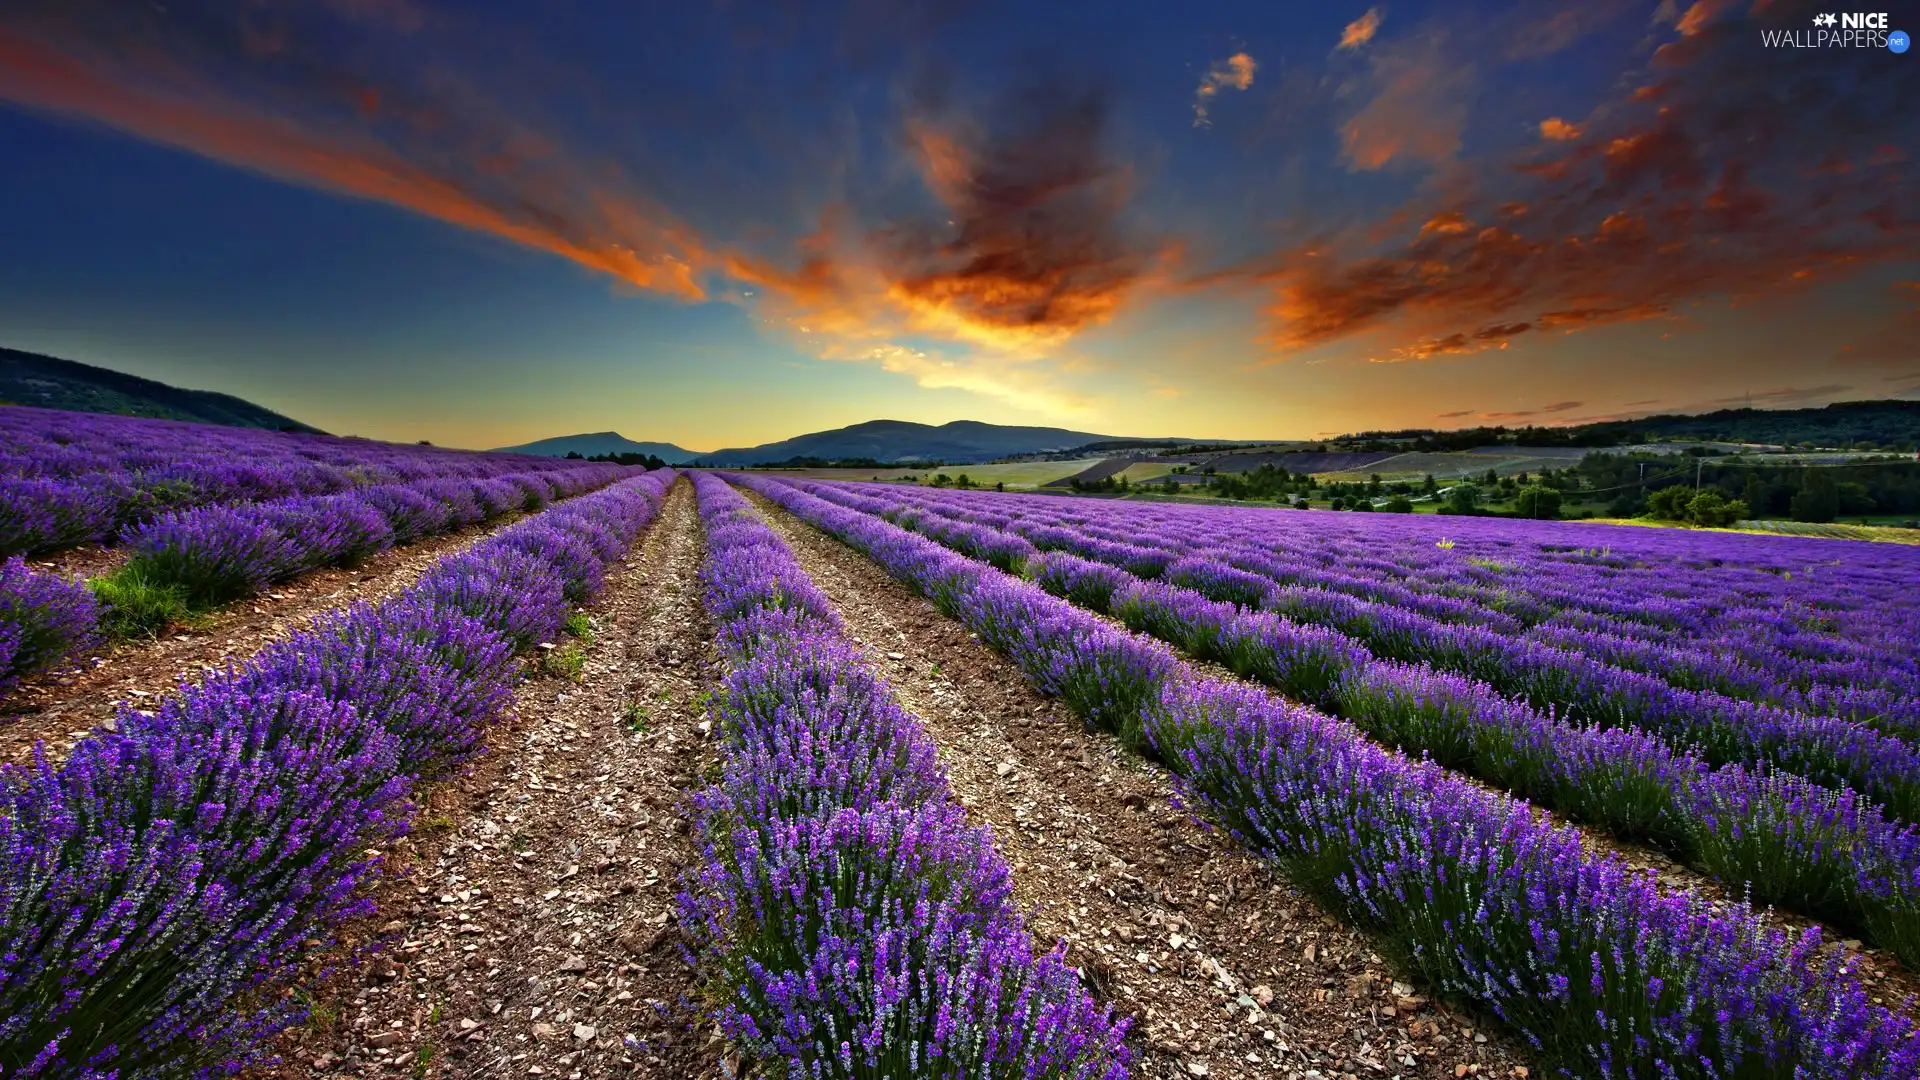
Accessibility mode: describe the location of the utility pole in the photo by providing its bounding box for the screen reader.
[1697,459,1704,492]
[1638,461,1646,499]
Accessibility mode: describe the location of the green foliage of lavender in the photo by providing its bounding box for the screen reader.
[0,470,674,1077]
[680,474,1128,1077]
[739,473,1920,1079]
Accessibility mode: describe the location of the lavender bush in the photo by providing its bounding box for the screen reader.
[682,473,1129,1078]
[734,473,1920,1078]
[779,477,1920,964]
[0,559,100,693]
[0,470,675,1077]
[0,403,630,559]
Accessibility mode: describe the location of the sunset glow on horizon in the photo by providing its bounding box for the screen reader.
[0,0,1913,449]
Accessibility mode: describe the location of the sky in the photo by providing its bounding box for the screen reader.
[0,0,1915,451]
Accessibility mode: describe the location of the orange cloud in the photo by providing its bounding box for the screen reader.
[1192,52,1256,127]
[1539,117,1582,141]
[1340,41,1471,170]
[0,5,1169,416]
[1338,9,1384,50]
[1236,0,1918,363]
[0,16,714,301]
[1674,0,1741,36]
[722,82,1168,411]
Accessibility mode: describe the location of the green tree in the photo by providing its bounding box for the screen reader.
[1685,491,1749,527]
[1646,486,1693,520]
[1791,472,1839,523]
[1443,484,1481,514]
[1383,495,1415,513]
[1515,485,1563,520]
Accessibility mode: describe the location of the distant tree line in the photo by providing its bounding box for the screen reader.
[568,450,671,470]
[1338,400,1920,453]
[1575,453,1920,522]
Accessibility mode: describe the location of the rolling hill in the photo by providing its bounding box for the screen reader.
[0,347,322,432]
[491,431,700,463]
[697,420,1110,465]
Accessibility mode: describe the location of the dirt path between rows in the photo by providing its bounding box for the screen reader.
[256,480,723,1080]
[2,515,526,767]
[748,491,1533,1080]
[827,499,1920,1011]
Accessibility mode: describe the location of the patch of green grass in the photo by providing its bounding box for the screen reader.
[300,992,338,1034]
[564,611,595,643]
[542,643,587,681]
[622,701,650,734]
[88,565,191,640]
[1466,556,1514,573]
[420,815,455,831]
[413,1042,434,1079]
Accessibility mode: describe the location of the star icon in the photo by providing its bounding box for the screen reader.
[1813,12,1838,26]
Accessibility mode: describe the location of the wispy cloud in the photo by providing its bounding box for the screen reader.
[1192,52,1256,127]
[0,4,715,299]
[1339,35,1472,170]
[1225,2,1918,361]
[1338,8,1384,50]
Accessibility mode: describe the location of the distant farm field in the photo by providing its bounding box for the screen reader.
[1591,516,1920,544]
[760,457,1105,488]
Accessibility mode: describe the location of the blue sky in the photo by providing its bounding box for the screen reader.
[1,0,1913,449]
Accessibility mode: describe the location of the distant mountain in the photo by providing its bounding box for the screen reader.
[0,347,322,432]
[491,431,701,463]
[696,419,1228,466]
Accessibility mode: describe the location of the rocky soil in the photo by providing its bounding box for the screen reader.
[748,491,1536,1080]
[2,518,523,765]
[255,481,724,1079]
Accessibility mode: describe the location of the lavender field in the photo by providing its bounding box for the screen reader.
[5,446,1920,1080]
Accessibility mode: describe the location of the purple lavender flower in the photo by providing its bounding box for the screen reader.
[0,558,100,691]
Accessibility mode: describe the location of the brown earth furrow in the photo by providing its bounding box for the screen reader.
[3,513,530,766]
[746,490,1534,1080]
[255,478,724,1080]
[791,498,1920,1006]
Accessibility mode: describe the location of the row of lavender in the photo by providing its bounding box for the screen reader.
[0,464,637,697]
[731,473,1920,1079]
[842,483,1919,734]
[777,480,1920,965]
[1,404,616,558]
[0,469,675,1078]
[819,483,1920,814]
[680,474,1127,1075]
